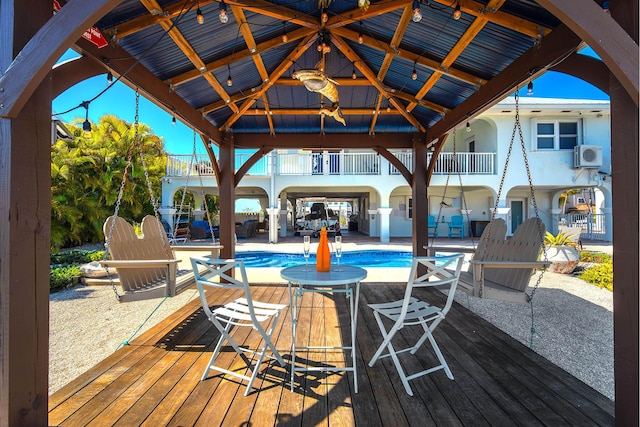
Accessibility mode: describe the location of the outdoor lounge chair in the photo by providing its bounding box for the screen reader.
[190,257,287,395]
[235,220,257,238]
[447,215,464,238]
[368,254,465,396]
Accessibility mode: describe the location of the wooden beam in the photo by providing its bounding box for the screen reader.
[261,95,275,135]
[220,33,317,131]
[429,0,551,39]
[226,0,319,29]
[231,6,269,81]
[425,24,583,141]
[232,133,415,149]
[550,53,610,96]
[52,55,106,98]
[139,0,239,114]
[535,0,639,106]
[73,37,223,144]
[0,0,125,118]
[331,34,426,132]
[168,28,315,87]
[242,108,401,115]
[407,0,506,112]
[331,27,485,88]
[325,0,411,29]
[235,147,273,185]
[374,147,412,185]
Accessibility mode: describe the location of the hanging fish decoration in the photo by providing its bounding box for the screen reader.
[358,0,370,11]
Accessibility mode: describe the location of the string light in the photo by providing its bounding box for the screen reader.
[219,0,228,23]
[321,8,328,23]
[412,0,422,23]
[281,22,288,43]
[466,121,471,132]
[227,65,233,86]
[81,101,91,133]
[352,62,357,80]
[358,22,364,44]
[453,1,461,20]
[411,63,418,80]
[527,80,534,96]
[172,115,177,127]
[106,70,113,85]
[196,4,205,25]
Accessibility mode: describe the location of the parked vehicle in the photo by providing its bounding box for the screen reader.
[294,200,341,237]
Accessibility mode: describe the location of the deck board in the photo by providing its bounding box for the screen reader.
[49,282,615,426]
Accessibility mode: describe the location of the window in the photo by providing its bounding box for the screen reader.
[532,119,581,151]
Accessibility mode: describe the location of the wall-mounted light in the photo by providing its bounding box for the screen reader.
[219,0,228,23]
[453,1,461,20]
[412,0,422,23]
[368,209,377,220]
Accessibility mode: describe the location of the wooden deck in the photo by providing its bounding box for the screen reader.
[49,283,614,426]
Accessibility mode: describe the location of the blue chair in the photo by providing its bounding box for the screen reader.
[428,215,438,238]
[448,215,464,238]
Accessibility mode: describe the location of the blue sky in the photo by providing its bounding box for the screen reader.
[52,48,608,155]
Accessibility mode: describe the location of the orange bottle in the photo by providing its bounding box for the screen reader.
[316,226,331,272]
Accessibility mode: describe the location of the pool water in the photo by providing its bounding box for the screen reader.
[235,250,413,268]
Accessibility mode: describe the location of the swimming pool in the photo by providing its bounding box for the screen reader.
[235,250,413,268]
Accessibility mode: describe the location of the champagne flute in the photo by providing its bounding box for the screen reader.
[303,235,311,270]
[334,235,342,270]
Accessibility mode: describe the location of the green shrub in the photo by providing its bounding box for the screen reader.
[580,251,612,264]
[51,250,104,265]
[580,262,613,291]
[50,265,83,292]
[49,250,105,292]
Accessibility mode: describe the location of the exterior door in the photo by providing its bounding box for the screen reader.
[510,199,524,233]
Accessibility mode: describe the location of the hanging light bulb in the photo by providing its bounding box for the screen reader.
[411,64,418,80]
[106,70,113,85]
[281,23,288,43]
[321,9,328,23]
[352,63,357,80]
[219,0,228,23]
[81,101,91,134]
[466,121,471,132]
[196,6,205,24]
[527,80,534,96]
[453,2,461,20]
[172,113,177,127]
[227,73,233,87]
[358,32,364,44]
[412,0,422,23]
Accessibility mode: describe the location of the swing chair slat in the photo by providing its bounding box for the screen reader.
[102,215,221,302]
[426,218,550,303]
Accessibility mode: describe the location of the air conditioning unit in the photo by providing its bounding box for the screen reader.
[574,145,603,168]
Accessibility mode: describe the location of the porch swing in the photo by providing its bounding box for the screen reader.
[427,91,550,304]
[100,90,221,303]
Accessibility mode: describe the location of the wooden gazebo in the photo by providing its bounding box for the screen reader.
[0,0,637,424]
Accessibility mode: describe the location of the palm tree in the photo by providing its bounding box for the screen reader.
[51,114,167,249]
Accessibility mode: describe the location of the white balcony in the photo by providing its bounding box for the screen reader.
[166,151,496,177]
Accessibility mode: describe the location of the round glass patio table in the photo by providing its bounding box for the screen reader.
[280,265,367,393]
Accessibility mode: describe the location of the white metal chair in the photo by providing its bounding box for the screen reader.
[190,256,287,396]
[368,254,465,396]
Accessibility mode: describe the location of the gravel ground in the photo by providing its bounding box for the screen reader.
[49,243,614,400]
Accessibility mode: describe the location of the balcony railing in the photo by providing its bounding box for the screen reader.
[166,151,496,177]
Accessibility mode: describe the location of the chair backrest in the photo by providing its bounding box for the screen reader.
[104,215,174,291]
[450,215,463,226]
[404,254,465,317]
[190,257,259,321]
[428,215,436,226]
[477,218,546,292]
[474,218,508,261]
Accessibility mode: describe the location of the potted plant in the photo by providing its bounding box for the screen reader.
[543,231,581,274]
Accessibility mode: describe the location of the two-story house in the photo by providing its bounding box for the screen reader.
[161,96,612,242]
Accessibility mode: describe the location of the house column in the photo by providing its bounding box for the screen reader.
[267,208,279,243]
[378,208,393,243]
[279,192,288,238]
